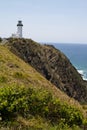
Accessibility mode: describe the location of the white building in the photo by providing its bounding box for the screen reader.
[11,33,18,38]
[11,20,23,38]
[17,20,23,38]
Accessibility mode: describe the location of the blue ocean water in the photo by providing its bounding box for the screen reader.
[53,43,87,80]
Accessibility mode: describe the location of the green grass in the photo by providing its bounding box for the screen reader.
[0,44,86,129]
[0,85,84,129]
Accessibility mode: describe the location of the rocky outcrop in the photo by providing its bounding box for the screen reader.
[6,38,87,103]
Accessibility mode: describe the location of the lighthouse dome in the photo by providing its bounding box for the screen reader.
[17,21,23,26]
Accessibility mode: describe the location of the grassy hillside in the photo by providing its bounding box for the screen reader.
[6,38,87,103]
[0,45,76,101]
[0,44,86,129]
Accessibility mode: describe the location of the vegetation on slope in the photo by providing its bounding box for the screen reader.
[0,43,86,129]
[0,85,85,130]
[6,38,87,103]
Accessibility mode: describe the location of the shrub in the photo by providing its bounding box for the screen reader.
[0,85,84,127]
[0,37,2,42]
[13,72,24,79]
[0,76,7,83]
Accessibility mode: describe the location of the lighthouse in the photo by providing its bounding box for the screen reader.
[17,20,23,38]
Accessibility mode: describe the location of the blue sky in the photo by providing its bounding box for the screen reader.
[0,0,87,43]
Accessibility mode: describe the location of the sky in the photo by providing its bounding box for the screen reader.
[0,0,87,43]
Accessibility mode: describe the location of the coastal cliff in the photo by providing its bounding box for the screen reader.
[6,38,87,103]
[0,41,86,129]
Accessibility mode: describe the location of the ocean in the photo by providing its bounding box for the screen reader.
[52,43,87,80]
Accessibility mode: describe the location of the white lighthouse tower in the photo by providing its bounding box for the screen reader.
[17,20,23,38]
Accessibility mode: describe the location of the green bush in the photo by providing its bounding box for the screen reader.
[0,37,2,42]
[0,86,30,120]
[0,85,84,127]
[0,76,7,83]
[13,72,24,79]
